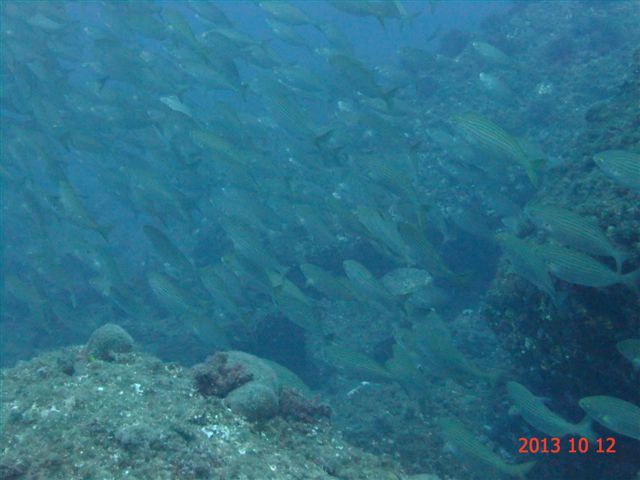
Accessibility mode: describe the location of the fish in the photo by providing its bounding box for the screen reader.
[143,225,197,280]
[199,264,241,317]
[57,179,112,241]
[616,339,640,370]
[126,165,195,224]
[159,95,194,119]
[323,344,395,382]
[327,0,418,30]
[274,64,327,93]
[356,206,413,265]
[403,284,450,313]
[381,267,432,296]
[355,153,420,207]
[265,17,311,50]
[397,313,500,383]
[579,396,640,441]
[300,263,358,301]
[439,416,537,479]
[187,1,233,27]
[496,233,557,302]
[535,243,640,291]
[448,204,497,240]
[3,274,47,313]
[162,8,199,48]
[318,22,353,53]
[507,381,595,439]
[593,150,640,192]
[258,1,318,28]
[148,270,227,346]
[526,204,629,272]
[397,222,459,281]
[147,271,207,316]
[478,72,515,102]
[267,269,313,307]
[343,259,397,310]
[69,244,125,297]
[223,221,283,274]
[452,113,545,187]
[328,53,398,106]
[471,41,513,66]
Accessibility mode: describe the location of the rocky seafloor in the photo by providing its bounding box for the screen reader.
[0,325,421,480]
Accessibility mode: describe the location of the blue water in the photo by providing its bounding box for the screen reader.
[2,1,639,479]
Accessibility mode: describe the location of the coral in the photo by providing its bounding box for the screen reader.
[191,352,253,398]
[84,324,134,362]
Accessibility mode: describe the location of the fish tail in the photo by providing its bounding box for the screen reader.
[613,249,630,274]
[623,268,640,296]
[513,460,537,479]
[525,157,546,188]
[382,86,400,110]
[239,82,249,102]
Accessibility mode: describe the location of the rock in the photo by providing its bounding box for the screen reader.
[85,324,134,362]
[224,382,279,422]
[224,351,280,392]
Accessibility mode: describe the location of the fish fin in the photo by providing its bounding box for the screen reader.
[375,15,386,30]
[382,86,400,110]
[576,415,597,441]
[239,82,249,102]
[313,128,336,151]
[452,271,472,286]
[399,10,421,31]
[508,405,520,416]
[96,76,110,91]
[97,224,113,241]
[501,215,521,233]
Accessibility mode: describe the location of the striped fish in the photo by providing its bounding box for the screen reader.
[507,381,595,439]
[343,259,397,309]
[147,271,206,315]
[301,263,358,301]
[526,204,629,272]
[535,243,640,291]
[439,416,537,479]
[593,150,640,192]
[496,233,557,302]
[452,113,545,187]
[144,225,195,277]
[356,205,413,265]
[579,396,640,441]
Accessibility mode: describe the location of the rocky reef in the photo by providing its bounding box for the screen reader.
[0,325,406,480]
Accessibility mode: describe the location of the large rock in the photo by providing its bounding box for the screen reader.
[224,382,279,422]
[224,351,281,392]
